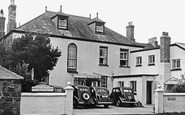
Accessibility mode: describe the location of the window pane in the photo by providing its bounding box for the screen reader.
[97,25,103,32]
[59,19,67,29]
[99,47,108,65]
[68,44,77,70]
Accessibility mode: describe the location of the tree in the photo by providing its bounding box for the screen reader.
[0,33,62,91]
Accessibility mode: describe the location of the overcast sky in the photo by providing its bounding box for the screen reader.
[1,0,185,44]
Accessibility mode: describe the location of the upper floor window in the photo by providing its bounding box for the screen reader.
[172,59,181,70]
[96,23,104,34]
[99,46,108,66]
[120,49,128,67]
[130,81,137,93]
[136,56,142,66]
[67,43,77,73]
[148,55,155,66]
[118,81,124,87]
[58,18,68,29]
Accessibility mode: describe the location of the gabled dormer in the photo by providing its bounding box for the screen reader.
[88,13,105,35]
[51,6,69,30]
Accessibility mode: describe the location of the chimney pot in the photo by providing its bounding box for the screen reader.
[0,9,4,17]
[45,6,47,12]
[96,12,99,18]
[60,5,62,12]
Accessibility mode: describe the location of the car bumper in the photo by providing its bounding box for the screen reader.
[96,102,113,105]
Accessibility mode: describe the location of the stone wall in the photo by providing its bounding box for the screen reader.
[0,79,21,115]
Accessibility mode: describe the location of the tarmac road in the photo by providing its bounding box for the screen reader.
[73,104,154,115]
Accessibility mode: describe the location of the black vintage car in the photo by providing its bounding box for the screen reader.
[72,85,94,108]
[89,86,112,108]
[110,87,137,107]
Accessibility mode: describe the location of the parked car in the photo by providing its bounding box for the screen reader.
[110,87,137,107]
[72,85,94,108]
[89,86,112,108]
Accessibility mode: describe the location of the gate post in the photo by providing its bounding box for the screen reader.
[65,82,73,115]
[155,84,164,113]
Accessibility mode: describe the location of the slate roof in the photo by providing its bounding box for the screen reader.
[15,11,146,47]
[0,66,23,79]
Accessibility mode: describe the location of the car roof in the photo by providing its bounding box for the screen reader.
[113,87,133,90]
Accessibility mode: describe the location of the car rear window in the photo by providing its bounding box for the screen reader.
[96,88,108,95]
[123,89,132,92]
[79,88,89,92]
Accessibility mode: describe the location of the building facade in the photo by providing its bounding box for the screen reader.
[1,0,185,105]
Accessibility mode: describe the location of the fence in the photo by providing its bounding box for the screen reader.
[21,84,73,115]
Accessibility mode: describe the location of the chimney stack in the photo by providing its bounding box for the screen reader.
[7,0,17,33]
[160,32,171,63]
[126,22,135,41]
[149,37,158,47]
[0,9,5,39]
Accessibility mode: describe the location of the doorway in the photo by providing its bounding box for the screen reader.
[146,81,152,104]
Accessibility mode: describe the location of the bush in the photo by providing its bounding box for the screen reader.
[172,83,185,93]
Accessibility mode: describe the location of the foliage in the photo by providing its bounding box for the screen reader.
[0,33,62,91]
[172,83,185,93]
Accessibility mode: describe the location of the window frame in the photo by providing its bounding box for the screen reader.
[58,16,68,30]
[130,81,137,94]
[172,59,181,71]
[101,76,107,88]
[118,81,124,87]
[120,49,129,67]
[136,56,142,66]
[67,43,77,73]
[99,46,108,66]
[148,55,155,66]
[95,22,105,35]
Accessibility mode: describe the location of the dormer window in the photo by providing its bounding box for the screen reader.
[51,12,69,30]
[96,24,104,33]
[58,17,68,30]
[96,23,104,34]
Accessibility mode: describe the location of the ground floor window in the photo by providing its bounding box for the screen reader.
[118,81,124,87]
[74,78,86,85]
[101,76,107,88]
[130,81,137,93]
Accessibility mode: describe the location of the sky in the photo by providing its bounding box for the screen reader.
[0,0,185,44]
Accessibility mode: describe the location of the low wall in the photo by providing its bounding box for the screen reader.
[21,85,73,115]
[155,88,185,113]
[163,93,185,113]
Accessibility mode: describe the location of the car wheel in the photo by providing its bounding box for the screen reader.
[82,92,90,101]
[116,99,121,107]
[104,104,109,108]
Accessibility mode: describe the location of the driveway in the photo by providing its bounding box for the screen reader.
[73,104,154,115]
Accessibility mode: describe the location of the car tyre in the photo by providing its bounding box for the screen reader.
[81,92,90,101]
[116,99,121,107]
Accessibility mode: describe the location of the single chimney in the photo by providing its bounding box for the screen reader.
[60,5,62,12]
[149,37,158,47]
[45,6,47,12]
[160,32,171,63]
[7,0,17,33]
[126,22,135,41]
[89,14,91,19]
[0,9,5,39]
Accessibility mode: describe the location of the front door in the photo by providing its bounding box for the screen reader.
[146,81,152,104]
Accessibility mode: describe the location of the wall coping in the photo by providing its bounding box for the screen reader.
[21,92,66,97]
[164,93,185,96]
